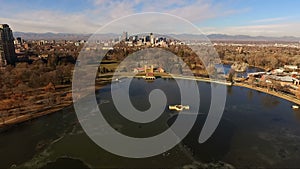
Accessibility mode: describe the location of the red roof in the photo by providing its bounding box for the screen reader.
[146,72,154,76]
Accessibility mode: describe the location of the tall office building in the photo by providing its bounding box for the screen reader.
[0,24,16,67]
[150,33,155,44]
[122,31,128,41]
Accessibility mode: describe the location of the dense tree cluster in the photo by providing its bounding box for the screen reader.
[215,45,300,70]
[0,57,74,101]
[103,43,224,77]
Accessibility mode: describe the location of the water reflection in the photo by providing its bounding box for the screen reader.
[227,86,233,95]
[216,64,264,78]
[247,90,253,100]
[261,95,280,108]
[292,110,300,123]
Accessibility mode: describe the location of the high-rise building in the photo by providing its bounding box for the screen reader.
[150,33,155,44]
[145,35,150,42]
[14,37,22,45]
[0,24,16,67]
[122,31,128,41]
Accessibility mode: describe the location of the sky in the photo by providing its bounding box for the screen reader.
[1,0,300,36]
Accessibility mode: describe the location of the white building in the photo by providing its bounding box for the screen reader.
[284,65,298,70]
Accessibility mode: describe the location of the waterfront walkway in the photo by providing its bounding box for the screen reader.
[234,82,300,105]
[163,75,232,86]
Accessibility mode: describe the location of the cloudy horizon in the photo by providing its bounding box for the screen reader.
[1,0,300,37]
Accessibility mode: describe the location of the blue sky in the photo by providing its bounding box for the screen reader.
[1,0,300,36]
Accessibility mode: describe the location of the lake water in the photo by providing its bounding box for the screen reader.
[215,64,264,78]
[1,78,300,168]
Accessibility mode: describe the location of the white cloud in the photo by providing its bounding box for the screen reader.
[167,2,217,22]
[2,0,232,33]
[96,13,204,35]
[1,0,299,37]
[202,22,300,37]
[88,0,246,34]
[91,0,237,23]
[0,10,100,33]
[250,17,290,23]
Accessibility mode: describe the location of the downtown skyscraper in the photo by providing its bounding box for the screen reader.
[0,24,16,67]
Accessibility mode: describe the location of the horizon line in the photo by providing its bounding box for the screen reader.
[12,31,300,39]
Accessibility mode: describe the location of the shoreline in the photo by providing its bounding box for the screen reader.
[111,73,300,106]
[0,102,73,129]
[0,82,109,129]
[1,73,299,129]
[165,75,300,106]
[172,75,300,106]
[170,75,300,105]
[123,74,300,105]
[233,82,300,105]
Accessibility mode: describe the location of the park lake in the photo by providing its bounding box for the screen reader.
[1,77,300,168]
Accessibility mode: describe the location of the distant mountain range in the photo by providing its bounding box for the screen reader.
[13,32,92,41]
[13,32,300,42]
[206,34,300,42]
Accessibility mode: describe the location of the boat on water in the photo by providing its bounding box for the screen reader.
[169,105,190,111]
[112,77,127,83]
[292,105,299,109]
[112,78,121,83]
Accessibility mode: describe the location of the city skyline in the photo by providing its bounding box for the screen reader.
[1,0,300,36]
